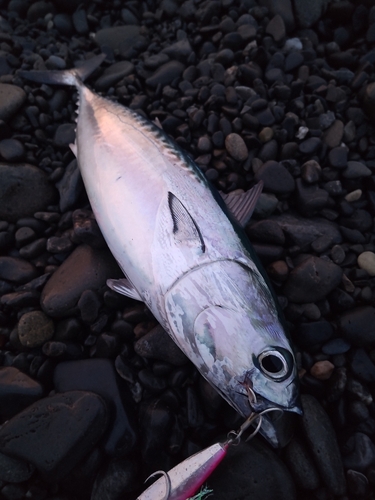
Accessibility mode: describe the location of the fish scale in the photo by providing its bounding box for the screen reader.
[19,54,301,447]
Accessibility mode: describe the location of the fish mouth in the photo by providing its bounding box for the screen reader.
[249,391,303,416]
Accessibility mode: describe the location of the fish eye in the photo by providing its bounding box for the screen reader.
[257,349,291,380]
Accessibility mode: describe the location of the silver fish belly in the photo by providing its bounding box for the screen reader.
[20,57,301,441]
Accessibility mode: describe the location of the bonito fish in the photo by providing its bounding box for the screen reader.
[20,55,301,444]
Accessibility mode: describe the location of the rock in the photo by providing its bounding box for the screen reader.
[343,161,372,179]
[54,359,137,457]
[161,39,192,61]
[338,307,375,347]
[94,61,134,91]
[0,391,108,481]
[293,0,326,28]
[72,209,106,248]
[363,82,375,120]
[91,458,138,500]
[56,159,83,212]
[300,395,346,495]
[283,256,343,303]
[0,84,26,122]
[134,324,188,366]
[343,433,375,472]
[298,137,322,155]
[253,193,279,218]
[329,146,348,168]
[357,251,375,276]
[146,61,185,88]
[271,213,342,248]
[297,320,333,349]
[310,360,335,380]
[0,139,24,161]
[350,348,375,382]
[0,366,44,420]
[225,133,248,161]
[0,163,56,222]
[41,245,121,317]
[18,310,54,348]
[0,452,35,483]
[94,26,146,58]
[209,438,296,500]
[301,160,321,184]
[266,14,286,42]
[295,179,328,216]
[284,437,320,490]
[54,123,76,148]
[322,338,350,355]
[258,0,295,32]
[247,220,285,245]
[254,160,295,194]
[323,120,344,148]
[0,256,37,284]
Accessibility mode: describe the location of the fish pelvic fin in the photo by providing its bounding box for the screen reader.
[107,278,143,301]
[18,53,106,88]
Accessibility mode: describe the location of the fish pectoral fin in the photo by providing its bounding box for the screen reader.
[168,192,205,252]
[220,181,264,227]
[106,278,143,301]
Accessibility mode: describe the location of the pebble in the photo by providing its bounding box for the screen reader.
[310,360,335,380]
[91,458,138,500]
[323,120,344,148]
[329,146,348,168]
[94,61,134,91]
[0,139,24,161]
[72,209,106,248]
[0,256,37,284]
[284,437,320,490]
[265,14,285,43]
[343,433,375,472]
[247,220,285,245]
[0,366,43,420]
[134,324,188,366]
[301,160,321,184]
[0,164,56,223]
[350,348,375,382]
[300,395,346,495]
[18,310,54,348]
[283,256,343,303]
[0,451,35,483]
[209,438,297,500]
[41,245,120,317]
[94,26,146,58]
[343,161,372,179]
[0,84,26,122]
[322,338,351,355]
[56,159,83,212]
[357,251,375,276]
[295,179,328,216]
[297,320,333,349]
[54,359,137,457]
[224,133,248,161]
[338,306,375,347]
[254,160,295,194]
[146,61,185,88]
[54,123,76,148]
[0,391,108,481]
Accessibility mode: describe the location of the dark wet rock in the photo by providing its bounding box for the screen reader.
[134,324,188,366]
[56,159,83,212]
[0,139,24,161]
[72,209,106,248]
[18,310,54,348]
[0,84,26,122]
[283,256,343,303]
[343,433,375,472]
[329,146,348,169]
[301,160,321,184]
[350,348,375,382]
[94,26,146,58]
[322,338,350,355]
[343,161,372,179]
[0,452,35,483]
[54,123,75,148]
[295,179,328,216]
[53,13,74,36]
[27,1,54,21]
[299,137,322,155]
[146,61,185,88]
[363,82,375,120]
[294,0,325,28]
[161,38,192,61]
[54,359,137,457]
[0,366,43,420]
[78,289,100,324]
[284,437,320,490]
[0,164,56,223]
[265,14,285,42]
[0,256,37,284]
[300,395,346,495]
[209,437,296,500]
[297,320,333,349]
[254,160,295,194]
[258,0,295,32]
[72,6,88,34]
[0,391,108,481]
[323,120,344,148]
[41,245,121,317]
[247,220,285,245]
[338,307,375,348]
[347,469,369,497]
[91,458,138,500]
[95,61,134,91]
[46,235,73,254]
[225,133,248,161]
[271,213,342,248]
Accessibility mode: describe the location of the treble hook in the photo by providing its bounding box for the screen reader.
[226,407,284,445]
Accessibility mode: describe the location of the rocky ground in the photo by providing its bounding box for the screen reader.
[0,0,375,498]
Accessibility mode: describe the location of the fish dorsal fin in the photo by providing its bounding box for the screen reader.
[220,181,264,228]
[106,278,143,301]
[168,192,205,252]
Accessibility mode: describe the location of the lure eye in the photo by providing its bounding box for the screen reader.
[257,349,291,380]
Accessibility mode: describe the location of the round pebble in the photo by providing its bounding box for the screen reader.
[18,310,54,348]
[225,133,248,161]
[357,251,375,276]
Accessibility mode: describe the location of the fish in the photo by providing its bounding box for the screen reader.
[19,54,301,445]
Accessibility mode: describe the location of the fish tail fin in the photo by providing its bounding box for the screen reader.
[18,53,106,87]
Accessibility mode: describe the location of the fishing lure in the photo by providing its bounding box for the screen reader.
[19,55,301,446]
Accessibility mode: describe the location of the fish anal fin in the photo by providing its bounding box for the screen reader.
[220,181,263,227]
[168,192,205,253]
[107,278,143,301]
[69,143,77,156]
